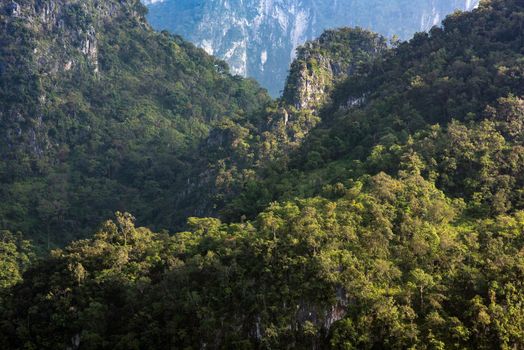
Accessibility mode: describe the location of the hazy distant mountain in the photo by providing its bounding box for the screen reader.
[144,0,479,96]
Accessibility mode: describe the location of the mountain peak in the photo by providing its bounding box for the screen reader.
[282,27,388,111]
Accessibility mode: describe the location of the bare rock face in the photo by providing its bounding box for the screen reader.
[144,0,479,97]
[5,1,21,17]
[287,51,334,111]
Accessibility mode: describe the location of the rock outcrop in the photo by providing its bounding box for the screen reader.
[282,28,387,113]
[261,28,388,149]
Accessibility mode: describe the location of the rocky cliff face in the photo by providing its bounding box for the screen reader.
[0,0,147,158]
[144,0,479,96]
[282,28,388,112]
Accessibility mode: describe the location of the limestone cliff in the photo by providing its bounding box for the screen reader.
[260,28,388,150]
[2,0,147,76]
[283,28,388,112]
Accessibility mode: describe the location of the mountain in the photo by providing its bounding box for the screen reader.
[227,0,524,221]
[0,0,269,246]
[282,28,388,111]
[144,0,479,96]
[2,0,524,349]
[202,28,390,222]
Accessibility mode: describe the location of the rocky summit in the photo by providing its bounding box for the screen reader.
[144,0,479,96]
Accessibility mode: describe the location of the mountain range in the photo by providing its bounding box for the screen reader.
[144,0,479,96]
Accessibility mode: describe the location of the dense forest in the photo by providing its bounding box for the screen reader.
[1,0,524,348]
[0,0,269,247]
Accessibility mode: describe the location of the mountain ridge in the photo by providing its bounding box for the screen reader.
[144,0,480,96]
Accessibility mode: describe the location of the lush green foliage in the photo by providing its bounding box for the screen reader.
[0,0,269,246]
[205,28,390,219]
[1,0,524,348]
[0,231,33,291]
[2,173,524,348]
[226,0,524,221]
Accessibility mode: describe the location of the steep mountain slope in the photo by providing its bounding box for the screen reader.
[282,28,388,111]
[2,1,524,349]
[0,0,270,246]
[144,0,479,96]
[194,28,389,220]
[228,0,524,220]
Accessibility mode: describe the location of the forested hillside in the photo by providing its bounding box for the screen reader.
[0,0,269,247]
[159,27,391,228]
[1,0,524,349]
[227,0,524,221]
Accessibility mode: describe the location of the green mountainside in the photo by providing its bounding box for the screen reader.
[0,0,269,246]
[228,0,524,221]
[1,0,524,349]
